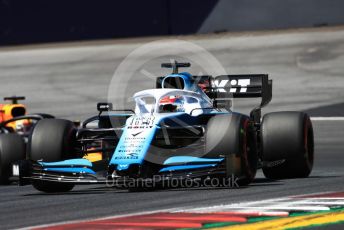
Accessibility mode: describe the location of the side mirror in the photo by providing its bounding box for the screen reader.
[97,102,113,112]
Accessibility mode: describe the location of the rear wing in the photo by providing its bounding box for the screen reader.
[207,74,272,109]
[155,74,272,122]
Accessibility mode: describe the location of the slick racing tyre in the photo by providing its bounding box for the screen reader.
[32,180,74,193]
[261,112,314,179]
[0,134,25,184]
[29,119,76,162]
[206,114,258,186]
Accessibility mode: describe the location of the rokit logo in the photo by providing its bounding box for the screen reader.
[213,79,250,93]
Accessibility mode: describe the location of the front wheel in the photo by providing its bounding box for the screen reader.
[28,119,76,162]
[206,114,258,186]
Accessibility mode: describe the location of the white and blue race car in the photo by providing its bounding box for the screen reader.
[15,61,314,192]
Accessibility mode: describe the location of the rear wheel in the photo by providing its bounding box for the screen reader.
[261,112,314,179]
[0,134,25,184]
[206,114,258,186]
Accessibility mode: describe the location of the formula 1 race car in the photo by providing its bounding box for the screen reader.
[15,61,314,192]
[0,96,55,184]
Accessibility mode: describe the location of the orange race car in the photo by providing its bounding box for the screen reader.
[0,96,55,184]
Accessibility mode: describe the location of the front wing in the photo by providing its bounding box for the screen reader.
[14,157,227,186]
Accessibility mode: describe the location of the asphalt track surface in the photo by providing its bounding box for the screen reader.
[0,27,344,229]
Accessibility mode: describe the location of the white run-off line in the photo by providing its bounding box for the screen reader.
[311,117,344,121]
[299,197,344,200]
[174,196,344,213]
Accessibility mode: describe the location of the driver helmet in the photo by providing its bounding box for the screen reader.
[160,96,185,112]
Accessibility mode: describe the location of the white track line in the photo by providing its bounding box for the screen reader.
[176,196,340,213]
[173,198,291,213]
[311,117,344,121]
[303,197,344,200]
[290,200,344,205]
[223,206,330,211]
[279,198,344,205]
